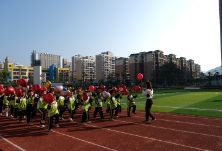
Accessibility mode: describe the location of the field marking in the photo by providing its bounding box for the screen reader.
[152,105,222,112]
[88,125,208,151]
[131,115,222,128]
[32,124,116,151]
[114,120,222,139]
[133,109,222,121]
[0,135,26,151]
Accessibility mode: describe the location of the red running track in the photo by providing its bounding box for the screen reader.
[0,106,222,151]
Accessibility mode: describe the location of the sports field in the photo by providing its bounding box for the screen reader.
[1,89,222,151]
[96,89,222,118]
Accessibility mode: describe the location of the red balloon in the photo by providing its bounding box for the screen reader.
[137,73,143,80]
[0,89,3,95]
[16,88,22,97]
[43,93,54,104]
[100,85,106,91]
[0,84,3,90]
[118,84,126,92]
[112,87,117,93]
[33,84,42,94]
[18,78,28,87]
[122,89,129,95]
[133,86,141,93]
[7,86,15,95]
[4,88,10,96]
[89,85,94,92]
[41,86,47,91]
[82,92,88,101]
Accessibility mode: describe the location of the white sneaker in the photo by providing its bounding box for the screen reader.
[48,129,53,132]
[40,125,45,128]
[70,118,73,122]
[42,120,45,124]
[10,115,13,117]
[56,124,59,128]
[78,122,86,125]
[24,116,26,119]
[86,121,91,124]
[115,116,119,118]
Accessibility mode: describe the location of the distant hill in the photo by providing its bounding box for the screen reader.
[205,66,221,74]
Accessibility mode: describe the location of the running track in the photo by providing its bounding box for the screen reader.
[0,107,222,151]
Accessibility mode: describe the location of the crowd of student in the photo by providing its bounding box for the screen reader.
[0,81,155,132]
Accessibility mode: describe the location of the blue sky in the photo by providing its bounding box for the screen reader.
[0,0,220,72]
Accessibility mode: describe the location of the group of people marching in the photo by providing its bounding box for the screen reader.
[0,81,155,132]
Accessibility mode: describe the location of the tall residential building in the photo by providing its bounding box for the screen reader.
[219,0,222,74]
[195,64,201,79]
[129,50,201,83]
[115,57,130,80]
[63,58,68,68]
[71,54,83,72]
[188,59,195,79]
[0,62,4,69]
[129,52,146,81]
[76,56,96,81]
[96,51,117,80]
[31,50,63,68]
[71,54,83,81]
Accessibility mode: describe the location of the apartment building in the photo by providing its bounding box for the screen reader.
[115,57,130,80]
[76,56,95,80]
[129,50,201,83]
[31,50,63,68]
[96,51,117,80]
[71,54,83,81]
[195,64,201,79]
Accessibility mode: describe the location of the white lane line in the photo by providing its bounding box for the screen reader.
[118,110,222,128]
[151,105,222,112]
[88,125,208,151]
[134,115,222,128]
[32,124,116,151]
[0,135,26,151]
[130,109,222,121]
[115,120,222,139]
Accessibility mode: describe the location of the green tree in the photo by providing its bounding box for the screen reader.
[208,72,212,85]
[28,73,33,85]
[0,70,11,82]
[115,73,120,81]
[200,72,205,85]
[160,62,182,86]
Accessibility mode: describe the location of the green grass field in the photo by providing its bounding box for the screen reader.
[92,90,222,118]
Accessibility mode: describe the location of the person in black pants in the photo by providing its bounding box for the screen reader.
[26,90,37,125]
[142,81,156,122]
[93,92,105,119]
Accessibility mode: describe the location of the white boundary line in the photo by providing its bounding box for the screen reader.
[88,124,208,151]
[32,124,116,151]
[127,109,222,121]
[115,120,222,138]
[0,135,26,151]
[118,109,222,128]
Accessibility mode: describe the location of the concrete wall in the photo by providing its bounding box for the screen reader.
[34,66,42,85]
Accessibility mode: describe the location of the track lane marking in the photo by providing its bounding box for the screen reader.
[87,124,208,151]
[114,120,222,138]
[0,135,26,151]
[32,124,117,151]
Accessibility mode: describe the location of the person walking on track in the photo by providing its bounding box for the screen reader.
[142,81,156,122]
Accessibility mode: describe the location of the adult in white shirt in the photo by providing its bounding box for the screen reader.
[142,81,156,122]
